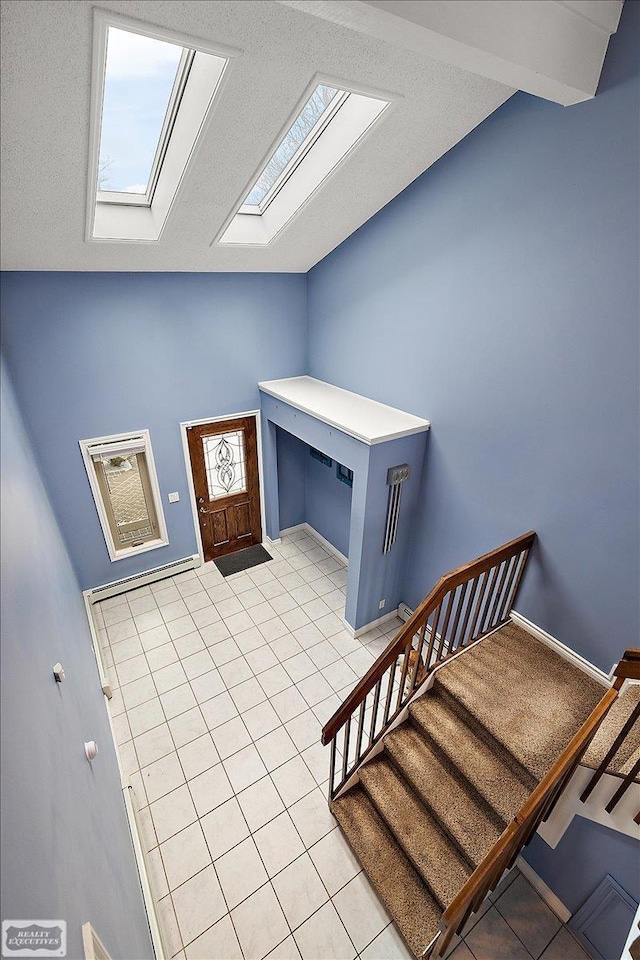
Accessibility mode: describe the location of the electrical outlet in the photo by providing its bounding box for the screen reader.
[168,491,180,503]
[378,599,386,610]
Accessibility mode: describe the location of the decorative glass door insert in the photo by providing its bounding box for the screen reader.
[202,430,247,500]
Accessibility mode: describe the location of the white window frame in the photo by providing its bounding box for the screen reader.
[97,46,196,209]
[87,10,240,243]
[238,88,350,216]
[79,429,169,562]
[215,74,393,247]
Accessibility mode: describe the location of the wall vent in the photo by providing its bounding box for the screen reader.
[87,555,200,603]
[383,464,410,554]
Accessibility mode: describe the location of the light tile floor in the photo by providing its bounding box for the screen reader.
[94,530,590,960]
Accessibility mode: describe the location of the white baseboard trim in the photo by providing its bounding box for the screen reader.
[124,785,168,959]
[342,608,402,638]
[515,856,572,923]
[279,522,348,567]
[265,535,281,547]
[278,523,307,536]
[510,610,609,686]
[83,592,112,698]
[94,614,167,957]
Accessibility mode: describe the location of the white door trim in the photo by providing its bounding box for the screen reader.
[179,410,266,565]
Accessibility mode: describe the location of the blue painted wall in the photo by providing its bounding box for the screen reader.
[306,447,353,558]
[0,273,306,590]
[275,427,308,531]
[275,426,353,560]
[306,1,639,672]
[525,817,639,945]
[0,360,153,959]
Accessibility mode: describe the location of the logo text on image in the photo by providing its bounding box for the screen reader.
[2,921,67,958]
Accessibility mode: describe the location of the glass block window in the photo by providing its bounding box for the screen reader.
[203,431,247,500]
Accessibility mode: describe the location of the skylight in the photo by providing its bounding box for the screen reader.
[242,84,345,211]
[98,28,189,203]
[218,79,390,246]
[89,11,234,242]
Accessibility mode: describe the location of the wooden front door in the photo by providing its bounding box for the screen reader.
[187,417,262,561]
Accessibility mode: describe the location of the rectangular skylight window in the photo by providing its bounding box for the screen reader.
[89,11,235,242]
[217,78,390,246]
[242,84,345,211]
[98,28,189,204]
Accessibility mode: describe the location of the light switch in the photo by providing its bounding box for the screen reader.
[168,492,180,503]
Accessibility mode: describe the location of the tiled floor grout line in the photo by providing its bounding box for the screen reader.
[95,549,589,960]
[95,535,403,959]
[491,877,560,960]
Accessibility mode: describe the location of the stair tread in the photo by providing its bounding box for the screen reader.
[583,686,640,777]
[359,755,473,907]
[385,723,504,867]
[434,622,605,780]
[332,785,441,960]
[409,688,535,822]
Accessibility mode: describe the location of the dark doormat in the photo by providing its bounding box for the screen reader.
[214,543,272,577]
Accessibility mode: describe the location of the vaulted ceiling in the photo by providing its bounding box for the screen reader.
[0,0,622,272]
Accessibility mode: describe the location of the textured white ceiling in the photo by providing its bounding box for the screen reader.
[0,0,513,272]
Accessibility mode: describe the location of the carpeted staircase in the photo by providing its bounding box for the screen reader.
[331,621,605,958]
[583,684,640,778]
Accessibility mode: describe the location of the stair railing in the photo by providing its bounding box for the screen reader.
[580,649,640,822]
[322,530,536,800]
[426,648,640,958]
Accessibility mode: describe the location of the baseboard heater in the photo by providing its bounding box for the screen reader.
[398,602,413,622]
[86,554,201,604]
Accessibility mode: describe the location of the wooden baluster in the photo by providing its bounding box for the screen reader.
[396,640,413,711]
[438,590,455,657]
[502,549,528,618]
[341,718,351,785]
[468,570,489,641]
[383,659,398,726]
[369,678,383,746]
[478,563,501,635]
[605,758,640,813]
[581,702,640,802]
[408,622,428,693]
[423,608,439,670]
[328,737,337,800]
[433,603,446,662]
[447,583,466,654]
[488,559,510,629]
[496,554,518,623]
[458,575,479,648]
[354,698,367,768]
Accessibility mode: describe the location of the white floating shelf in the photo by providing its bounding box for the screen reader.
[259,376,430,445]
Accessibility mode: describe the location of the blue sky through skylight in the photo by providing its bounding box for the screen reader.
[98,28,183,194]
[244,84,341,207]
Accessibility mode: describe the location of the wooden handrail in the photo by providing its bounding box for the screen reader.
[430,650,640,958]
[614,648,640,687]
[322,530,536,746]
